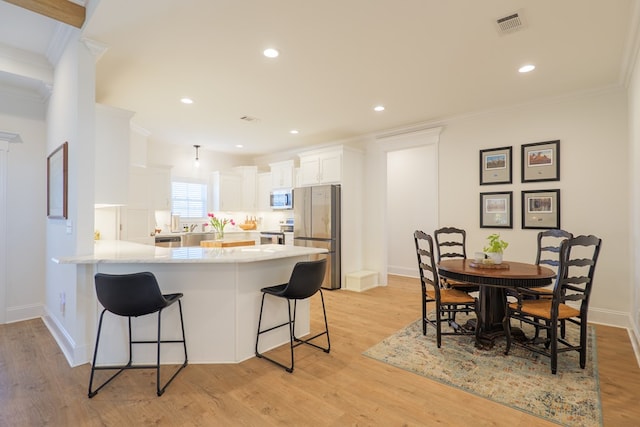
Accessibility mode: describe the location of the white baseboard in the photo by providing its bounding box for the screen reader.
[42,306,85,367]
[387,265,416,277]
[5,303,44,323]
[628,321,640,368]
[588,306,631,329]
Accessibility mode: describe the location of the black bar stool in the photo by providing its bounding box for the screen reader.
[88,272,188,397]
[255,258,330,372]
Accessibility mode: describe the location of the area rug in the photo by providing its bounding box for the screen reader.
[363,317,602,426]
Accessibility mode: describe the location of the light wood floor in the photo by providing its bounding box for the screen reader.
[1,275,638,426]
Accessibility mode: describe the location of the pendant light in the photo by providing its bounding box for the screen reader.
[193,144,200,168]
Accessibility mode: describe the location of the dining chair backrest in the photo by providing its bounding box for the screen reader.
[414,230,440,295]
[535,229,573,272]
[434,227,466,262]
[552,235,602,306]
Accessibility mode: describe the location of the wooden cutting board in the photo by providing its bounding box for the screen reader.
[200,239,255,248]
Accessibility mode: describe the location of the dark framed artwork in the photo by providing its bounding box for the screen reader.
[521,140,560,182]
[480,146,512,185]
[480,191,513,228]
[521,189,560,229]
[47,142,68,219]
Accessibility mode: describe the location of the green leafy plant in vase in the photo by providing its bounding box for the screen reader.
[483,233,508,264]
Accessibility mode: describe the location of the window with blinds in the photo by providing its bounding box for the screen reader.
[171,181,207,218]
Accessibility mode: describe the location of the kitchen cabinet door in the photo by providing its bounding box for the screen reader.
[211,171,242,211]
[257,172,272,211]
[299,149,342,186]
[95,104,134,205]
[128,166,150,209]
[234,166,258,211]
[148,166,172,210]
[270,160,294,189]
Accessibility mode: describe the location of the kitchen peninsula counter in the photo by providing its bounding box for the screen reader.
[52,241,328,367]
[54,240,320,264]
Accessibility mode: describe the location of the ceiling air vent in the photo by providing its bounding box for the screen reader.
[495,10,527,35]
[240,115,259,123]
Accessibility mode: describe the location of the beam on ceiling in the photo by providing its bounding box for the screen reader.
[3,0,85,29]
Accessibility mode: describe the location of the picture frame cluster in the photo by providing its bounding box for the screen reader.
[479,140,560,229]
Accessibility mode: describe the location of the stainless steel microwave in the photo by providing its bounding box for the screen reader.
[270,189,293,210]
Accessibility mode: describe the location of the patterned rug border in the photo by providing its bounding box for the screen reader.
[363,319,603,427]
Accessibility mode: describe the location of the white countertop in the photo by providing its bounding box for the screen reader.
[154,230,260,238]
[53,240,327,264]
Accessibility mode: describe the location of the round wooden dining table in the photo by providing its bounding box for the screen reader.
[437,259,555,349]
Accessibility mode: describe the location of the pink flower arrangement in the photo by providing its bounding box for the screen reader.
[207,213,235,238]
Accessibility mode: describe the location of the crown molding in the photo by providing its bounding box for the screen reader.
[0,131,23,144]
[81,38,108,62]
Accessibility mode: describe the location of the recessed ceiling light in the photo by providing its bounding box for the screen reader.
[181,97,194,104]
[518,64,535,73]
[374,105,385,112]
[263,48,279,58]
[235,144,244,148]
[290,129,299,134]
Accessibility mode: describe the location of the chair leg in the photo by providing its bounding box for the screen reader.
[293,290,331,353]
[503,312,512,355]
[88,310,134,398]
[435,304,442,348]
[421,292,427,335]
[550,322,558,375]
[156,301,189,396]
[255,294,295,372]
[579,318,587,369]
[88,303,188,398]
[256,291,330,373]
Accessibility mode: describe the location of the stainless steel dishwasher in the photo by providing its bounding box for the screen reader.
[154,235,182,247]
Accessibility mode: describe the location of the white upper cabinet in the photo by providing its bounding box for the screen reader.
[233,166,258,211]
[257,172,272,211]
[298,147,342,186]
[270,160,294,189]
[148,165,172,210]
[95,104,134,205]
[211,171,243,211]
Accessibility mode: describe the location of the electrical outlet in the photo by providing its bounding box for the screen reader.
[60,292,66,316]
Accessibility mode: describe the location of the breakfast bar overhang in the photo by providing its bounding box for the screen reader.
[52,241,328,367]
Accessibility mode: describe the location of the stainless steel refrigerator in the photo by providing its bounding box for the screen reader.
[293,184,341,289]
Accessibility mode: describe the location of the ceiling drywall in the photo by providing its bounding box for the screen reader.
[0,0,636,155]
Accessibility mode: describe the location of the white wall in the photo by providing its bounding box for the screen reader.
[627,36,640,344]
[364,89,631,328]
[387,145,437,276]
[146,140,251,179]
[44,33,98,365]
[0,114,47,322]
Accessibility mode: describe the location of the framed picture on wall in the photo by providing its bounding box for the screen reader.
[480,191,513,228]
[47,141,68,219]
[521,189,560,229]
[521,140,560,182]
[480,146,512,185]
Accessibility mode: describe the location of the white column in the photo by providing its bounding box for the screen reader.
[0,140,8,323]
